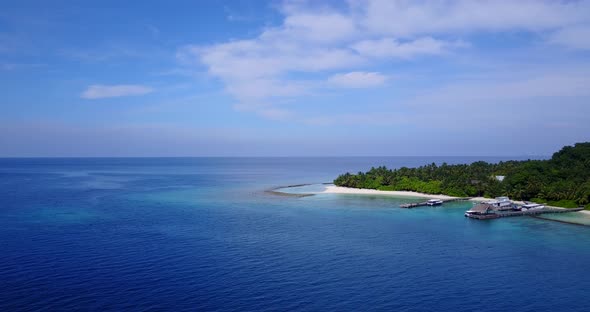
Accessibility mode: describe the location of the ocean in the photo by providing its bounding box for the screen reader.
[1,157,589,311]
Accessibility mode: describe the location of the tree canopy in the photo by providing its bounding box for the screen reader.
[334,143,590,209]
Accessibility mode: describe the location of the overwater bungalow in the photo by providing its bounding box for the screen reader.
[464,203,496,218]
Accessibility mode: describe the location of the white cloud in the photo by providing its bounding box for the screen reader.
[180,0,590,120]
[351,37,464,59]
[227,78,308,103]
[184,40,363,82]
[328,71,387,88]
[398,67,590,129]
[359,0,590,37]
[304,112,410,126]
[177,13,366,115]
[257,108,294,120]
[548,26,590,50]
[280,12,357,43]
[81,84,153,99]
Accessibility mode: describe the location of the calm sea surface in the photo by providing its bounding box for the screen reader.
[1,157,589,311]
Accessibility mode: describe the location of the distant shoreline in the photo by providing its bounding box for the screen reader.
[274,183,579,210]
[272,183,490,202]
[322,185,583,210]
[323,185,470,200]
[271,184,589,226]
[322,185,522,205]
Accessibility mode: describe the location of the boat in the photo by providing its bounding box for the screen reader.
[520,203,545,211]
[426,199,443,206]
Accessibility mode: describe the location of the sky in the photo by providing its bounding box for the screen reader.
[1,0,590,157]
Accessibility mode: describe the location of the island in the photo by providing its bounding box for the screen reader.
[334,143,590,210]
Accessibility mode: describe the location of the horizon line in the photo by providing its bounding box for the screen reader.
[0,155,550,159]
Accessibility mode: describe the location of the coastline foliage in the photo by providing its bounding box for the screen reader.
[334,143,590,209]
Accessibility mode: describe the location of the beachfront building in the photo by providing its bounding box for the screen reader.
[484,197,513,211]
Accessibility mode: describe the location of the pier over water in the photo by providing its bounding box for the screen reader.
[400,198,470,208]
[465,207,584,220]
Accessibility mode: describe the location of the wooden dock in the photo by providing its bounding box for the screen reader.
[466,207,584,219]
[400,197,471,208]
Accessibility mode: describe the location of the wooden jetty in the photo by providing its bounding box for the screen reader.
[400,197,470,208]
[466,207,584,220]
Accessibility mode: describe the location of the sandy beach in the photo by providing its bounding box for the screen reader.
[277,184,581,211]
[321,185,533,205]
[322,185,459,200]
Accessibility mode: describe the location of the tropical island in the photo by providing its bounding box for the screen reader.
[334,143,590,209]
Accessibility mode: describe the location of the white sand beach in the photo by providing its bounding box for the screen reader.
[277,184,580,211]
[322,185,458,200]
[321,185,533,205]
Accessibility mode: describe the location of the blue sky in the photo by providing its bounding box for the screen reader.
[1,0,590,156]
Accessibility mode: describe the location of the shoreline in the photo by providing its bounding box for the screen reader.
[273,184,508,203]
[278,182,590,208]
[322,185,459,200]
[322,185,503,203]
[271,184,589,226]
[326,185,590,208]
[274,183,586,211]
[322,185,581,208]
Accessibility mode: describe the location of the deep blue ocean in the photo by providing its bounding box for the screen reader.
[1,157,589,312]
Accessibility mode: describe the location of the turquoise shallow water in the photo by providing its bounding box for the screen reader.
[534,211,590,226]
[0,157,589,311]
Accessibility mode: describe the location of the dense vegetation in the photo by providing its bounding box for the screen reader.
[334,143,590,209]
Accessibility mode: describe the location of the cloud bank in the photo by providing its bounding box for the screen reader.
[328,71,387,88]
[81,84,153,99]
[180,0,590,120]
